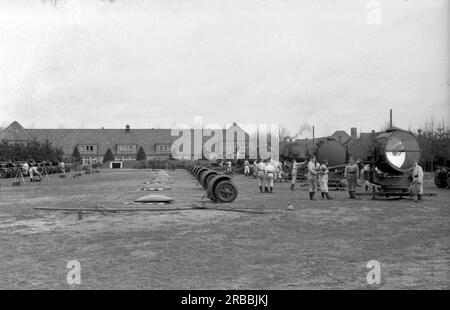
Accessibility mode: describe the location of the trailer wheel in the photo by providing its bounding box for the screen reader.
[214,181,238,203]
[434,174,447,188]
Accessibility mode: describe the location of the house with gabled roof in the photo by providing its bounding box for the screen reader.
[0,121,254,165]
[331,130,352,144]
[0,121,178,165]
[0,121,33,146]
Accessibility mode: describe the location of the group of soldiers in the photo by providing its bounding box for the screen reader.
[234,159,286,193]
[20,162,42,182]
[291,155,335,200]
[20,161,66,182]
[221,155,425,202]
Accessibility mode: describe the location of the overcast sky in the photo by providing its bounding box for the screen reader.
[0,0,448,138]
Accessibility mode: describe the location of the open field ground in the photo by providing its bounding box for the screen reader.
[0,169,449,289]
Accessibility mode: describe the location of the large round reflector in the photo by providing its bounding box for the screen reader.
[378,130,420,172]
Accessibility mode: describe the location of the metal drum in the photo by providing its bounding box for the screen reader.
[316,140,347,167]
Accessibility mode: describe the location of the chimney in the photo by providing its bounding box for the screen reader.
[125,124,130,132]
[351,127,357,139]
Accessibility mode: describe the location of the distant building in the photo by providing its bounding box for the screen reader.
[0,121,254,164]
[0,121,176,164]
[330,130,352,144]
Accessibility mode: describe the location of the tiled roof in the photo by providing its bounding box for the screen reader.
[331,130,351,143]
[27,128,177,156]
[0,121,33,142]
[0,121,254,158]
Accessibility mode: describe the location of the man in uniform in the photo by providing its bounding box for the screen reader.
[22,161,29,176]
[243,159,250,176]
[344,157,359,198]
[319,159,332,200]
[29,165,42,182]
[290,159,303,191]
[252,160,258,179]
[256,159,266,193]
[362,163,370,191]
[411,160,424,202]
[272,160,280,183]
[307,155,318,200]
[226,160,232,175]
[59,161,66,174]
[265,160,275,193]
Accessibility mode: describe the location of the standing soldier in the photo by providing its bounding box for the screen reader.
[362,163,371,191]
[244,159,250,176]
[252,160,258,179]
[319,159,332,200]
[315,160,321,192]
[411,160,424,202]
[226,160,232,175]
[256,159,266,193]
[307,155,318,200]
[272,160,280,183]
[59,161,65,174]
[344,157,359,198]
[265,160,275,193]
[22,161,29,176]
[290,159,302,191]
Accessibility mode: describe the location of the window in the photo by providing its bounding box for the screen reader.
[82,157,98,165]
[79,145,96,153]
[156,144,171,153]
[117,144,137,153]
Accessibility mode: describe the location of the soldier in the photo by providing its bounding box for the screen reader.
[411,160,424,202]
[22,161,29,176]
[243,159,250,176]
[252,160,258,179]
[344,157,359,198]
[59,161,65,174]
[290,159,302,191]
[307,155,318,200]
[319,159,332,200]
[265,160,275,193]
[362,163,371,191]
[256,159,266,193]
[29,165,42,182]
[226,160,232,174]
[272,160,280,183]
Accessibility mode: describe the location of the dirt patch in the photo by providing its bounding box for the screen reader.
[0,169,449,289]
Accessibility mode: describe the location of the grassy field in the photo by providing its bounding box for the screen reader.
[0,169,448,289]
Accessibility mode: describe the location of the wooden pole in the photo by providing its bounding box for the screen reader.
[34,206,266,214]
[389,109,392,127]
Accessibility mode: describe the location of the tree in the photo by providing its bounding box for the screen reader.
[136,146,146,161]
[72,146,81,163]
[416,120,450,171]
[103,148,114,163]
[0,140,64,162]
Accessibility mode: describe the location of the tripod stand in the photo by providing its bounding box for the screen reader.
[13,169,25,185]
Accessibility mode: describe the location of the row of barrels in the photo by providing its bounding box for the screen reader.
[184,163,238,203]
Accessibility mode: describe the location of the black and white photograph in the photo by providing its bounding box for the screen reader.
[0,0,448,295]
